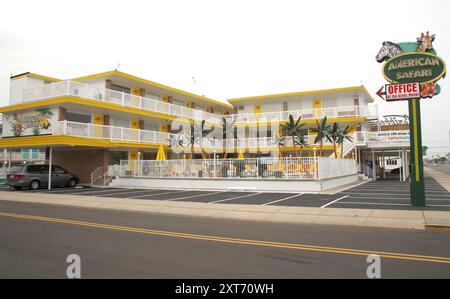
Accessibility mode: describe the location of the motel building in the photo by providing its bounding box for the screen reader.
[0,71,411,192]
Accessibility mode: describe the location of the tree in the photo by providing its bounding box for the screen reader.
[422,146,429,156]
[221,117,235,161]
[337,125,353,158]
[219,117,236,177]
[186,120,212,160]
[168,127,184,159]
[270,134,286,157]
[294,131,309,157]
[281,115,305,157]
[310,117,330,157]
[327,122,341,158]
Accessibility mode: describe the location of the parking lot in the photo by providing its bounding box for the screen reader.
[5,177,450,211]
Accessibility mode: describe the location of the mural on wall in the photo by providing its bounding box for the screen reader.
[5,108,54,137]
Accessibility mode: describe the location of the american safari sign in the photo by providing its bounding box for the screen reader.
[376,32,446,100]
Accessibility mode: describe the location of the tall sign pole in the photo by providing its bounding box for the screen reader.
[408,98,425,205]
[376,32,446,207]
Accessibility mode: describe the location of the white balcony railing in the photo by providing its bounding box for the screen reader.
[18,81,379,125]
[232,104,378,124]
[52,120,173,145]
[50,121,374,153]
[20,81,220,122]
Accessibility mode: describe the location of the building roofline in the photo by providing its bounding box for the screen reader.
[227,86,375,103]
[71,70,234,109]
[10,72,62,83]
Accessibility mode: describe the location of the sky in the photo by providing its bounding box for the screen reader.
[0,0,449,156]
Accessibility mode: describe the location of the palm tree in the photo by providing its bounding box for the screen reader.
[310,117,330,157]
[294,131,309,157]
[281,115,305,157]
[168,127,184,159]
[219,117,236,177]
[337,125,353,158]
[221,117,235,161]
[270,134,286,157]
[327,122,341,158]
[186,120,212,160]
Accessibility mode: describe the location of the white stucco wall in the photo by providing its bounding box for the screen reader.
[111,174,360,192]
[9,76,49,105]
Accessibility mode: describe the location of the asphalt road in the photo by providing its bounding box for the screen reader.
[8,177,450,211]
[0,200,449,278]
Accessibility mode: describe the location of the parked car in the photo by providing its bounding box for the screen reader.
[6,164,80,190]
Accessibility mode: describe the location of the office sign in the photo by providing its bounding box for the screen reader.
[385,83,420,101]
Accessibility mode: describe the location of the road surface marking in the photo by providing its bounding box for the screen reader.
[337,201,450,208]
[97,189,161,197]
[209,193,260,204]
[333,181,369,194]
[69,189,125,195]
[341,197,450,202]
[36,188,106,194]
[165,191,226,201]
[320,195,350,208]
[128,190,186,199]
[262,194,304,206]
[0,211,449,265]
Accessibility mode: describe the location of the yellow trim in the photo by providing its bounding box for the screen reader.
[382,52,447,84]
[0,135,168,150]
[10,72,62,83]
[412,99,420,182]
[228,86,374,103]
[71,70,234,109]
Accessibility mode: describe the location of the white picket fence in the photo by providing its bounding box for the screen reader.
[119,157,357,180]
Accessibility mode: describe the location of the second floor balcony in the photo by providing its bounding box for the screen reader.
[18,81,220,122]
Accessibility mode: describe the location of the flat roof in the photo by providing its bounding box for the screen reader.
[71,70,234,109]
[10,70,234,110]
[10,72,62,83]
[228,86,375,103]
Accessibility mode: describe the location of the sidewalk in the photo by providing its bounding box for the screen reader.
[425,166,450,192]
[1,190,449,231]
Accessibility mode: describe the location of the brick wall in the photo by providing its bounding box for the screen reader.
[53,149,108,184]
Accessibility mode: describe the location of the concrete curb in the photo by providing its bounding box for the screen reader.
[425,225,450,232]
[0,191,449,231]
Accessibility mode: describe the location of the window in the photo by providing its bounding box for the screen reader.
[27,165,43,174]
[9,166,25,173]
[145,93,161,101]
[53,166,67,174]
[67,112,91,124]
[111,84,131,94]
